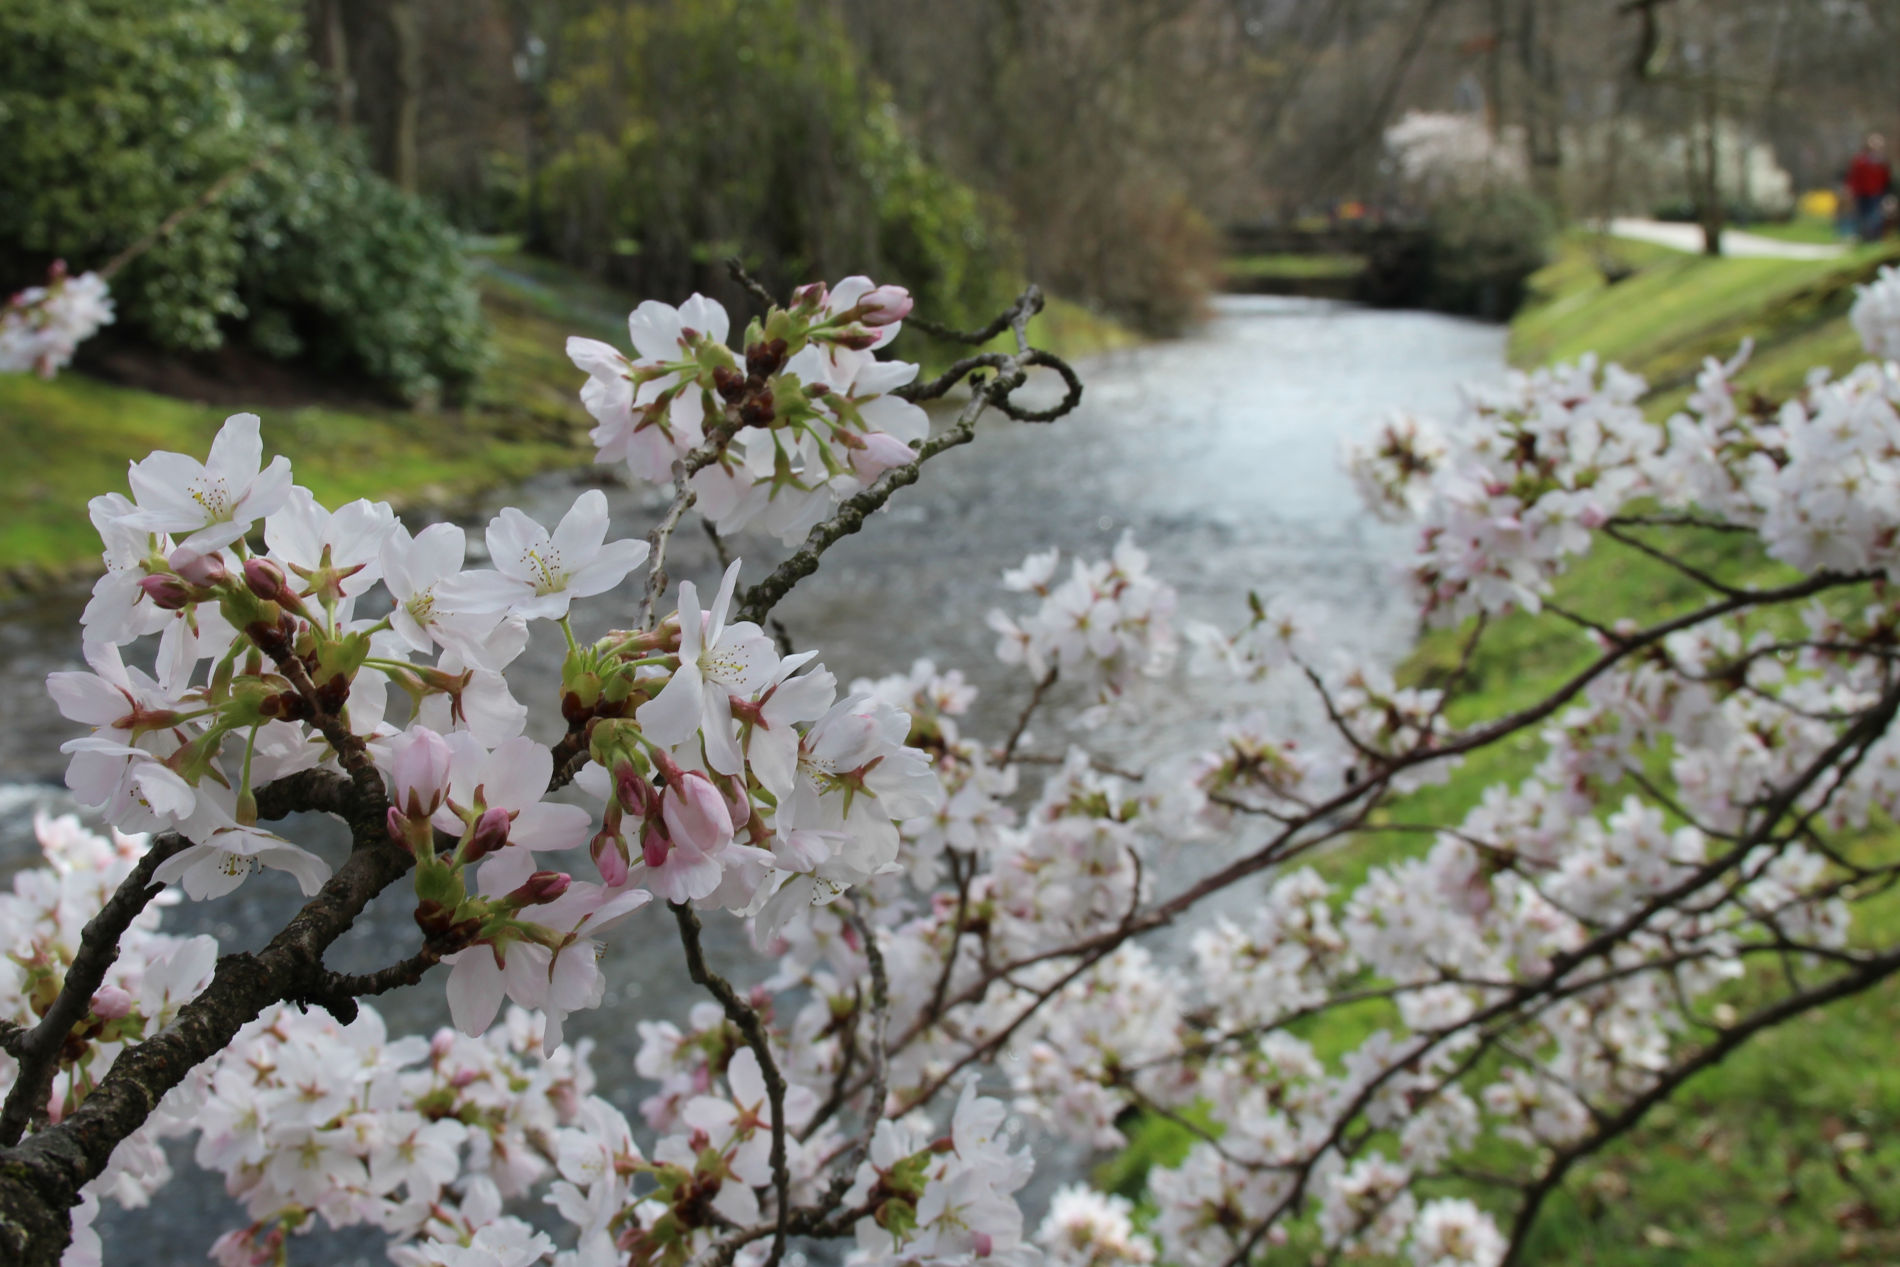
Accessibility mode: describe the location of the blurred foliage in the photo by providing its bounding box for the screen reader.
[0,0,485,402]
[1419,186,1558,319]
[228,135,488,402]
[536,0,1017,333]
[1512,232,1900,411]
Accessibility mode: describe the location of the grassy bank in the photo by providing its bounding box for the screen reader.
[0,253,613,591]
[1391,232,1900,1263]
[1510,229,1900,403]
[0,253,1130,593]
[1102,227,1900,1263]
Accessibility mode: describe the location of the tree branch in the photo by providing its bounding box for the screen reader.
[0,833,191,1148]
[670,902,792,1267]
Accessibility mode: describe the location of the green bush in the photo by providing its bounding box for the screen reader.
[537,0,1015,332]
[229,135,487,403]
[0,0,485,401]
[1421,186,1557,319]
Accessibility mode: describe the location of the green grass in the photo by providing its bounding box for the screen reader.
[1510,231,1900,401]
[0,256,621,590]
[1224,253,1365,281]
[1740,216,1848,246]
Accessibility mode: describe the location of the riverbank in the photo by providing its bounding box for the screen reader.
[0,251,1133,597]
[1510,229,1900,405]
[1395,232,1900,1264]
[1101,228,1900,1265]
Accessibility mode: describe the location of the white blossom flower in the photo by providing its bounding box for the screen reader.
[437,490,649,622]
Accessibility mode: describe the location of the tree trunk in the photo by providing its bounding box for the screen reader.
[1518,0,1565,209]
[1697,32,1723,255]
[308,0,355,129]
[385,0,422,193]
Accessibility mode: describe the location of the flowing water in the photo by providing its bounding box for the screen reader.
[0,296,1506,1262]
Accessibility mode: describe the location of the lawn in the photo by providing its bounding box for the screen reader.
[1510,231,1900,397]
[1224,252,1366,281]
[1742,216,1852,246]
[0,257,610,589]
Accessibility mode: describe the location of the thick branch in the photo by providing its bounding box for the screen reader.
[0,834,189,1147]
[0,820,413,1266]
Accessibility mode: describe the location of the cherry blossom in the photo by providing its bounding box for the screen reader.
[121,413,295,553]
[636,560,778,773]
[437,490,649,621]
[0,262,114,377]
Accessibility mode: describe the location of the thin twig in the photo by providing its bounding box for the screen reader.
[840,905,890,1170]
[724,257,779,311]
[997,667,1058,766]
[670,902,791,1267]
[735,288,1079,625]
[1500,946,1900,1265]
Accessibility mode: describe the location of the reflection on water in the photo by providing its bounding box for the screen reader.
[0,296,1504,1262]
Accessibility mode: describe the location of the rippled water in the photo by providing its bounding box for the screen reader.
[0,296,1505,1262]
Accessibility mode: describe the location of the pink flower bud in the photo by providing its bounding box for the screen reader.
[661,772,734,855]
[243,557,288,602]
[792,281,829,309]
[507,870,571,907]
[721,776,752,828]
[465,805,513,862]
[642,824,672,869]
[430,1029,455,1059]
[168,546,227,586]
[592,829,630,887]
[138,574,194,610]
[616,762,657,817]
[90,985,134,1019]
[386,806,411,850]
[848,430,917,482]
[856,284,913,326]
[389,726,453,817]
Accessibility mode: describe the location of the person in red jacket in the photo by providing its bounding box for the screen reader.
[1848,133,1893,241]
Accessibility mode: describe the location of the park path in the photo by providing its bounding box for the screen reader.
[1604,216,1848,260]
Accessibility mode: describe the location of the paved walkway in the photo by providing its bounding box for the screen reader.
[1603,217,1849,260]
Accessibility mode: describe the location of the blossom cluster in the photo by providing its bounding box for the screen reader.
[0,815,213,1267]
[1851,264,1900,362]
[987,534,1178,715]
[0,262,114,378]
[1345,314,1900,624]
[21,263,1900,1267]
[568,278,924,544]
[53,384,947,1051]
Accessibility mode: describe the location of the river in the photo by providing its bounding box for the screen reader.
[0,295,1506,1263]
